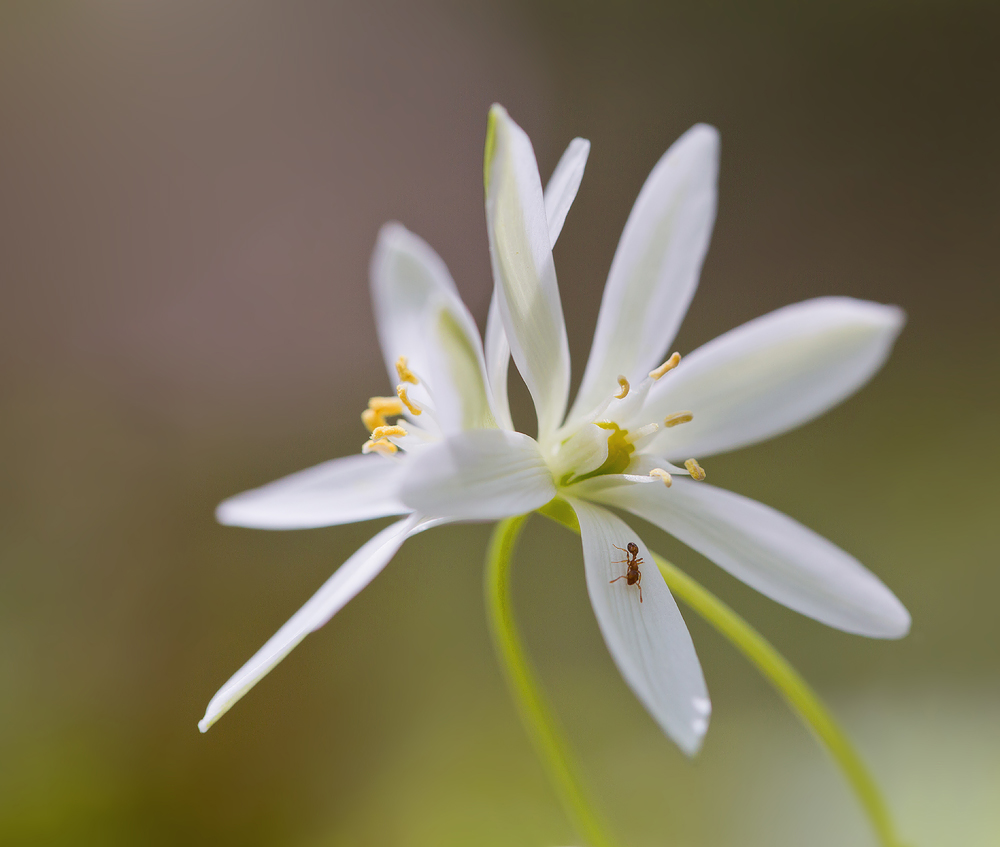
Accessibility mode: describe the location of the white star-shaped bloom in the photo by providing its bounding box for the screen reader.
[200,105,909,756]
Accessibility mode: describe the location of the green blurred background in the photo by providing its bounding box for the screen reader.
[1,2,997,845]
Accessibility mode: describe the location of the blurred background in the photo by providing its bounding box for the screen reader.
[1,2,998,845]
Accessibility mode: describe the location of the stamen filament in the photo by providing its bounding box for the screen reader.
[624,422,659,444]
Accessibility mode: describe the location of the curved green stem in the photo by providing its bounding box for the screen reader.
[485,516,619,847]
[536,499,905,847]
[653,553,906,847]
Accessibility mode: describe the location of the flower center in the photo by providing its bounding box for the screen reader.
[360,355,435,456]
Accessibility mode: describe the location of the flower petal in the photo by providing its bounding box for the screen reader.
[569,124,719,423]
[484,293,514,431]
[199,514,448,731]
[216,453,409,530]
[544,137,590,247]
[399,429,555,520]
[484,105,570,443]
[483,136,591,434]
[596,478,910,638]
[371,222,497,433]
[642,297,905,460]
[568,498,711,756]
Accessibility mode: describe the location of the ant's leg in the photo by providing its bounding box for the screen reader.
[637,572,643,603]
[609,575,627,585]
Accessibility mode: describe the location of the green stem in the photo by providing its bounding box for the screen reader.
[484,516,619,847]
[536,499,905,847]
[652,553,905,847]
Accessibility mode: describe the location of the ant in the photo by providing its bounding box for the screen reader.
[609,541,643,603]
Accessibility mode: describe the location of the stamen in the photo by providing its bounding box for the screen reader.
[624,422,659,444]
[362,396,405,432]
[361,408,384,432]
[368,396,404,415]
[370,424,408,441]
[362,438,398,456]
[649,352,681,380]
[664,411,693,428]
[615,375,630,399]
[684,458,706,481]
[395,356,418,385]
[649,468,673,487]
[396,384,422,415]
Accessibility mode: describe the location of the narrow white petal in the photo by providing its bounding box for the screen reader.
[400,428,555,520]
[643,297,905,459]
[568,498,710,756]
[371,222,497,433]
[199,514,448,732]
[544,137,590,247]
[596,479,910,638]
[484,293,514,430]
[483,137,589,434]
[484,105,570,442]
[569,124,719,423]
[216,454,409,530]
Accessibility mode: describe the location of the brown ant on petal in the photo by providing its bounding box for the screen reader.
[609,542,643,603]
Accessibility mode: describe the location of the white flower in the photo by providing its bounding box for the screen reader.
[200,105,909,756]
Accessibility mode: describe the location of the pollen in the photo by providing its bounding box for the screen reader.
[370,424,408,441]
[396,356,418,385]
[684,458,707,481]
[649,468,673,487]
[361,396,405,432]
[615,375,630,399]
[396,384,422,415]
[649,352,681,380]
[362,438,398,456]
[664,411,693,427]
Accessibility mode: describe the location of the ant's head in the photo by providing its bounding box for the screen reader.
[626,542,639,555]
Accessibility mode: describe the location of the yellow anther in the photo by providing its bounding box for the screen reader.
[370,424,408,441]
[684,458,706,481]
[368,396,404,415]
[362,438,398,456]
[396,356,418,385]
[615,375,630,399]
[362,408,385,432]
[664,411,693,427]
[649,352,681,380]
[649,468,673,487]
[396,384,422,415]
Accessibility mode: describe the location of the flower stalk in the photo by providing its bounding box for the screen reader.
[485,515,619,847]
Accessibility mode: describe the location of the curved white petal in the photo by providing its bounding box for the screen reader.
[199,514,448,731]
[399,428,555,520]
[484,137,591,434]
[568,498,710,756]
[643,297,905,460]
[371,222,497,433]
[544,137,590,247]
[569,124,719,423]
[484,293,514,431]
[596,479,910,638]
[484,105,570,443]
[216,454,409,530]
